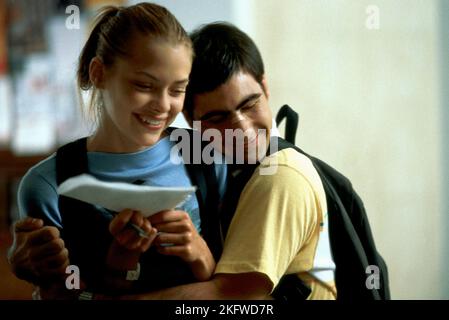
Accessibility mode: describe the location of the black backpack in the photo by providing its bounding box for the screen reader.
[272,105,391,300]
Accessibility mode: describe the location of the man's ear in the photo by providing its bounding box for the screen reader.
[182,109,194,128]
[89,57,106,89]
[261,75,270,99]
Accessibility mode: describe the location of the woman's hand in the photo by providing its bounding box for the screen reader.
[109,209,157,252]
[105,209,158,290]
[149,210,216,281]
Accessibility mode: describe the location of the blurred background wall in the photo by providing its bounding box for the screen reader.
[441,0,449,301]
[0,0,447,299]
[247,0,448,300]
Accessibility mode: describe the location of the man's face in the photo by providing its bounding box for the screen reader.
[191,71,272,163]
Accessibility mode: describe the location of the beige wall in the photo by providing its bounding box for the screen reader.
[250,0,444,299]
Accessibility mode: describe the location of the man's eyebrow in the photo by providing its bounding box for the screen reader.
[200,110,229,121]
[235,93,262,110]
[199,93,262,121]
[134,71,188,85]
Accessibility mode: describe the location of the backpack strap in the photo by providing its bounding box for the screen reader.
[56,137,113,291]
[275,105,299,145]
[189,164,223,261]
[56,137,88,185]
[165,127,224,261]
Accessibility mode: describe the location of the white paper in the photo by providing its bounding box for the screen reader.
[57,174,196,217]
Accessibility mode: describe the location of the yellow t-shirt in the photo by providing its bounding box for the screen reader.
[215,148,337,299]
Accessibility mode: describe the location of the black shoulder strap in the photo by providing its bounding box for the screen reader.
[56,137,88,185]
[275,105,299,145]
[56,137,114,291]
[165,127,224,261]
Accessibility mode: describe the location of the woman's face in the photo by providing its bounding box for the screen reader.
[94,34,192,153]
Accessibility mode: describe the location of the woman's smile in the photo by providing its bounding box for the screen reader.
[134,113,166,131]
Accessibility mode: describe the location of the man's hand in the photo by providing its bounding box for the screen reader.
[150,210,216,281]
[8,217,69,285]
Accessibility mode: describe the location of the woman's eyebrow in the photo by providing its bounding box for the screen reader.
[134,71,188,85]
[173,79,189,85]
[134,71,159,81]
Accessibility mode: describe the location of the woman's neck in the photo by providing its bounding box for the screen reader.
[87,125,168,153]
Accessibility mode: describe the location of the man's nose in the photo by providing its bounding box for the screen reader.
[230,111,251,132]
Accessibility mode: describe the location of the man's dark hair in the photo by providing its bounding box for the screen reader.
[184,22,265,120]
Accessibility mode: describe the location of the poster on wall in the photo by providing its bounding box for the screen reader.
[11,54,56,155]
[6,0,91,154]
[0,1,11,146]
[47,16,92,145]
[0,77,12,147]
[0,0,7,75]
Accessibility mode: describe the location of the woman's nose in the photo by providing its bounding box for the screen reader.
[151,91,171,114]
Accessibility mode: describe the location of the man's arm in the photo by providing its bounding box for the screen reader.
[8,217,69,285]
[120,272,273,300]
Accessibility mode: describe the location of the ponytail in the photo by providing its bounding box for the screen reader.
[77,6,120,90]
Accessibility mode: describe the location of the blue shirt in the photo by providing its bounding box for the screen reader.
[18,136,227,232]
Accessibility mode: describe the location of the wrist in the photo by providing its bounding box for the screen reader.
[102,262,141,292]
[107,241,141,269]
[14,264,40,285]
[104,262,141,281]
[190,254,215,281]
[9,251,39,285]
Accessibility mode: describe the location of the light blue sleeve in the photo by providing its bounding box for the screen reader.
[17,157,63,228]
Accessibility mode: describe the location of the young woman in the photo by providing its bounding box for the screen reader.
[17,2,226,298]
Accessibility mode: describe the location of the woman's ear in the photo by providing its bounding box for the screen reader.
[261,75,270,100]
[89,57,106,89]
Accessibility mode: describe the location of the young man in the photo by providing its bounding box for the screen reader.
[8,22,336,300]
